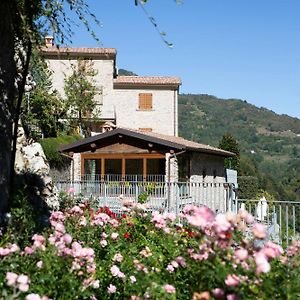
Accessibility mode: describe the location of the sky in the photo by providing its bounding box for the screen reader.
[67,0,300,119]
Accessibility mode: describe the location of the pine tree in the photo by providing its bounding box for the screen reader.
[219,133,240,171]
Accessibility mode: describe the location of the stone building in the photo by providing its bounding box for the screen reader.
[60,127,234,183]
[42,38,234,184]
[41,37,180,136]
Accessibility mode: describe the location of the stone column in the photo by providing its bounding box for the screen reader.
[72,153,81,181]
[165,153,178,183]
[165,153,179,213]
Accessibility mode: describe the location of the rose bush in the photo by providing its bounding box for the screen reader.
[0,200,300,299]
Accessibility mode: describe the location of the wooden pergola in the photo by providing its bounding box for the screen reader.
[60,128,234,182]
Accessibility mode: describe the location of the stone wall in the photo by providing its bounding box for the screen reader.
[189,153,226,183]
[46,58,178,136]
[112,89,178,136]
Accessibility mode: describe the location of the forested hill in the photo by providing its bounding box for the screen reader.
[178,94,300,201]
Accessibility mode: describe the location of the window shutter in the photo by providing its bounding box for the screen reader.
[138,93,153,110]
[139,128,153,132]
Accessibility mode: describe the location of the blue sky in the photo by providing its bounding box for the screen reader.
[68,0,300,119]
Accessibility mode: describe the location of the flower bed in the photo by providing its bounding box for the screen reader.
[0,202,300,299]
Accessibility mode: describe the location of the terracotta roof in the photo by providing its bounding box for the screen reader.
[60,127,234,157]
[41,46,116,59]
[114,76,181,89]
[124,128,234,156]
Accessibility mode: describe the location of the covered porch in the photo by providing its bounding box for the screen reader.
[81,153,166,182]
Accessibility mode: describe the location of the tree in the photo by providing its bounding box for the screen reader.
[23,50,65,138]
[0,0,174,213]
[219,133,240,171]
[0,0,100,213]
[64,60,99,137]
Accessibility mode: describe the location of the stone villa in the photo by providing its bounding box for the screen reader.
[42,37,234,184]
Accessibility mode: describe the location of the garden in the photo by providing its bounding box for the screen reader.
[0,195,300,300]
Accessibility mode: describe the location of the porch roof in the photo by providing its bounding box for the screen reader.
[60,128,235,157]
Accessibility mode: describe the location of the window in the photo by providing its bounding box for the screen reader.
[139,128,152,132]
[138,93,152,110]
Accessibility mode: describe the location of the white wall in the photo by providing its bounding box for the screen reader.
[111,89,177,136]
[46,57,178,136]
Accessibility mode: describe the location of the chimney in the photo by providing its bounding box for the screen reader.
[45,36,54,47]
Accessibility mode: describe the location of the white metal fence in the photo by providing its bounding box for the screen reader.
[56,180,300,244]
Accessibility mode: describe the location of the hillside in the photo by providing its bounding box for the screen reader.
[178,94,300,201]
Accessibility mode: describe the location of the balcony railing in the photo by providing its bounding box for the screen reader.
[81,174,166,182]
[55,179,300,245]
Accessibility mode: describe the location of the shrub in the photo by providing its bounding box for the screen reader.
[39,135,81,169]
[0,201,300,299]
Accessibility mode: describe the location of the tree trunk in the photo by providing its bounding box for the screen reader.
[0,1,17,213]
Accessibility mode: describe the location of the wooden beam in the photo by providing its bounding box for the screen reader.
[143,158,147,181]
[122,158,125,180]
[81,155,84,179]
[101,158,105,180]
[81,153,165,159]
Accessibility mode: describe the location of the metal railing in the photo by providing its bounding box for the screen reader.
[233,199,300,245]
[55,180,300,245]
[56,180,231,214]
[81,174,166,182]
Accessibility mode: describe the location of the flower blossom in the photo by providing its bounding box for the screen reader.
[212,288,224,299]
[234,248,248,261]
[183,205,215,229]
[113,253,123,262]
[26,294,42,300]
[225,274,240,287]
[110,265,125,278]
[214,214,232,237]
[255,251,271,274]
[107,284,117,294]
[252,223,267,239]
[36,261,43,268]
[261,241,283,259]
[100,239,108,247]
[164,284,176,294]
[111,232,119,240]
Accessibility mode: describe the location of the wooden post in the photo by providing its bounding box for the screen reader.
[101,158,105,181]
[122,158,125,181]
[143,158,147,181]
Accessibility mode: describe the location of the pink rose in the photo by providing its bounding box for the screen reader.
[164,284,176,294]
[6,272,18,286]
[107,284,116,294]
[225,274,240,287]
[252,223,267,239]
[111,232,119,240]
[234,248,248,261]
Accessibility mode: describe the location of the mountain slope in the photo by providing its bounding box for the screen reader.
[178,94,300,201]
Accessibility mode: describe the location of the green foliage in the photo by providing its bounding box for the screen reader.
[238,176,259,199]
[118,69,138,76]
[1,202,300,299]
[64,60,100,136]
[4,188,48,249]
[23,51,65,138]
[219,133,240,171]
[178,94,300,201]
[39,135,81,169]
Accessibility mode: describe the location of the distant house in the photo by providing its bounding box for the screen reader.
[60,127,234,183]
[41,37,181,136]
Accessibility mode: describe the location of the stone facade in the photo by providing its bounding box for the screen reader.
[44,47,180,136]
[189,153,226,183]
